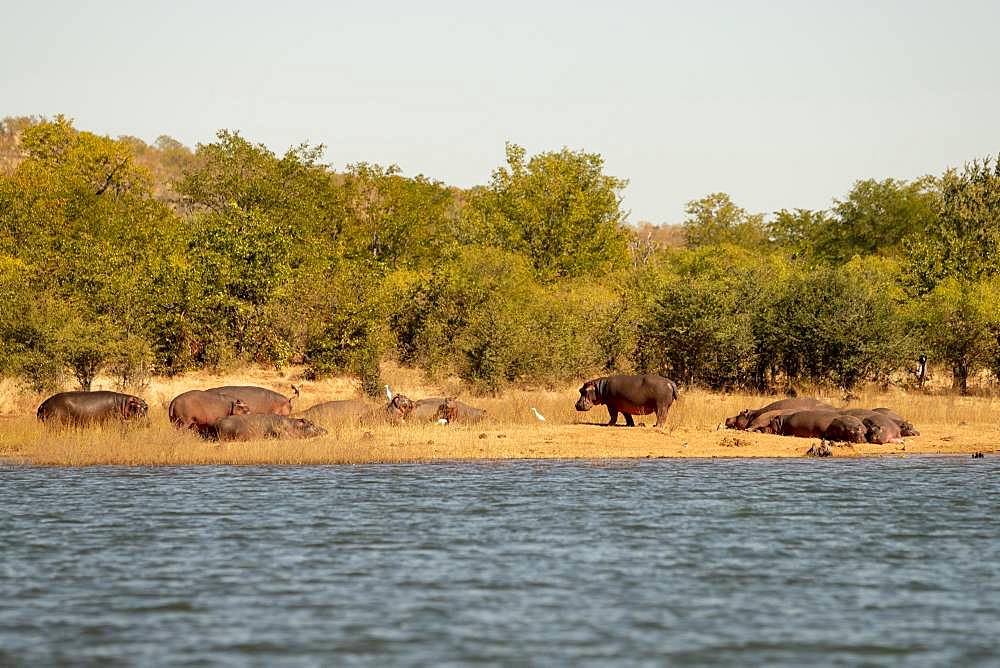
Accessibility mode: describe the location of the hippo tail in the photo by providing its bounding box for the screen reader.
[670,379,679,401]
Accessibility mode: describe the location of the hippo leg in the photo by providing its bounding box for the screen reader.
[653,406,668,428]
[624,413,636,427]
[607,407,619,426]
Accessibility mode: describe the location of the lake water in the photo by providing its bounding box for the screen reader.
[1,457,998,666]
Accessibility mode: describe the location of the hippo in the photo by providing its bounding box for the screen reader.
[169,390,250,438]
[725,398,833,430]
[410,397,487,424]
[575,374,678,427]
[361,395,415,424]
[203,385,300,415]
[296,399,370,425]
[840,409,904,444]
[872,408,919,436]
[768,410,866,443]
[745,409,799,434]
[37,391,148,426]
[215,414,327,442]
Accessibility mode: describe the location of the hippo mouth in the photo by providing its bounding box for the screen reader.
[575,398,592,411]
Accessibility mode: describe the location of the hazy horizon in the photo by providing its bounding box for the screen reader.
[3,0,998,224]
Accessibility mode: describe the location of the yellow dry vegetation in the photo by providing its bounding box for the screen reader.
[1,365,997,466]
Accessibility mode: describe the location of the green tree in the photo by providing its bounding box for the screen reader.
[906,278,1000,394]
[814,177,939,263]
[682,192,768,248]
[905,157,1000,292]
[464,143,629,280]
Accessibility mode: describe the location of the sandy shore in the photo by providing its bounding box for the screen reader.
[1,366,996,466]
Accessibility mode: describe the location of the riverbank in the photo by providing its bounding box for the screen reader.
[1,367,997,465]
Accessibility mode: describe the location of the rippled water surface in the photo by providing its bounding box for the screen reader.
[2,457,998,666]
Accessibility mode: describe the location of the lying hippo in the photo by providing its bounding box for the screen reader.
[204,385,300,415]
[841,409,904,444]
[296,399,370,424]
[361,395,415,424]
[746,409,799,434]
[575,374,678,427]
[872,408,919,436]
[296,396,414,425]
[769,410,866,443]
[726,398,832,430]
[37,391,148,426]
[169,390,250,438]
[409,397,487,423]
[215,414,327,442]
[433,397,488,424]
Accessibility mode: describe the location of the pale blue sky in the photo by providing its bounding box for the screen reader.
[3,1,998,223]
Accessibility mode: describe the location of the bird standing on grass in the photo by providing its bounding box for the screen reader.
[530,407,546,422]
[385,385,393,401]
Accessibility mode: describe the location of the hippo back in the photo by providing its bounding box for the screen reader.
[204,386,297,415]
[296,399,370,425]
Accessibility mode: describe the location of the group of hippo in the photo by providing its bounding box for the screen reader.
[33,372,918,447]
[724,397,919,444]
[167,385,488,440]
[35,384,487,442]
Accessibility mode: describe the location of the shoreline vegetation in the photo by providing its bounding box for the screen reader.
[2,366,996,467]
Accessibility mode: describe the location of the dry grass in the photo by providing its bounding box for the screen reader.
[2,365,998,466]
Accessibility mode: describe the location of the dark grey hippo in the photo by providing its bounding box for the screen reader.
[769,410,866,443]
[37,391,148,426]
[575,374,678,427]
[725,398,833,430]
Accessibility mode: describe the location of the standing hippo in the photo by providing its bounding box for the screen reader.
[841,409,904,444]
[203,385,300,415]
[37,391,148,426]
[215,414,327,442]
[768,410,866,443]
[169,390,251,438]
[575,374,678,427]
[725,398,833,430]
[433,397,488,424]
[872,408,920,436]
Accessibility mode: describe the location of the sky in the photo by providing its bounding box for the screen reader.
[3,0,998,224]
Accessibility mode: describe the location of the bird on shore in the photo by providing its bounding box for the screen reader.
[385,385,393,401]
[530,407,546,422]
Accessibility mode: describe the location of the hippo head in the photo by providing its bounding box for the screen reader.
[575,382,598,411]
[899,421,919,437]
[863,420,887,444]
[230,398,251,416]
[291,418,327,439]
[725,409,752,430]
[123,396,149,419]
[831,417,867,443]
[387,394,415,420]
[435,397,459,424]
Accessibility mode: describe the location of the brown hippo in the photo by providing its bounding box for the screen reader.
[295,399,370,425]
[203,385,300,415]
[575,374,678,427]
[872,408,919,436]
[746,409,799,434]
[169,390,251,438]
[725,398,833,430]
[769,410,866,443]
[361,395,415,424]
[433,397,488,424]
[215,414,327,441]
[410,397,487,424]
[841,409,904,444]
[37,391,149,426]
